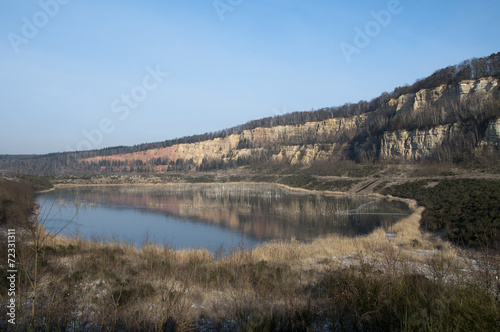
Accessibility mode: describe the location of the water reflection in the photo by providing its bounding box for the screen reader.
[37,184,411,250]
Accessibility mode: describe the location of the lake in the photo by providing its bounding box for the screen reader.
[36,183,412,252]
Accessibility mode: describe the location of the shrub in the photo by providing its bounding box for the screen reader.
[382,179,500,246]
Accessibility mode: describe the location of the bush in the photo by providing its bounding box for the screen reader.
[278,175,320,189]
[0,178,35,226]
[318,179,361,192]
[318,268,500,331]
[382,179,500,246]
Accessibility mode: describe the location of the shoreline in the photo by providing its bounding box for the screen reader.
[38,181,423,256]
[47,180,399,199]
[14,178,491,331]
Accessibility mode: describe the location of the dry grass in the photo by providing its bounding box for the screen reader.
[2,195,498,331]
[252,199,438,266]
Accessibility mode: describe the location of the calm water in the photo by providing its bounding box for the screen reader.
[36,184,411,252]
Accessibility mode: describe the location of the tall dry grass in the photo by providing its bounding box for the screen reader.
[2,195,498,331]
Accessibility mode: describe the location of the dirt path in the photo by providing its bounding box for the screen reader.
[312,164,500,195]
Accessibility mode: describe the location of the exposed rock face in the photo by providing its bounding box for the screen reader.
[390,77,499,114]
[483,117,500,149]
[380,77,499,160]
[83,116,366,168]
[269,143,344,165]
[379,124,456,160]
[82,77,500,169]
[376,115,500,161]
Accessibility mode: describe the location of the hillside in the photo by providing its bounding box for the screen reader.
[80,76,499,172]
[1,53,500,175]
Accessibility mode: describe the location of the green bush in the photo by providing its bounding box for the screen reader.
[318,179,361,191]
[278,175,321,189]
[382,179,500,246]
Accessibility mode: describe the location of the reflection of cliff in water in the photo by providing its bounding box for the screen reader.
[48,184,411,241]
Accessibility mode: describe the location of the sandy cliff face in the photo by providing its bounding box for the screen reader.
[483,117,500,149]
[380,77,499,160]
[379,115,500,161]
[380,115,500,160]
[82,77,499,168]
[379,124,457,160]
[390,77,499,114]
[83,116,366,168]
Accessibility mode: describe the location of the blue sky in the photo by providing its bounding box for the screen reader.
[1,0,499,154]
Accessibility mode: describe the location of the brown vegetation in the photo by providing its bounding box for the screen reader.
[1,176,499,331]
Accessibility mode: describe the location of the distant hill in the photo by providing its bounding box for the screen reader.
[2,52,499,175]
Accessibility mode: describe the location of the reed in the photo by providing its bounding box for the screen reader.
[1,179,498,331]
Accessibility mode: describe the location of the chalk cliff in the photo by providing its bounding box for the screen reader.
[82,77,500,170]
[483,117,500,148]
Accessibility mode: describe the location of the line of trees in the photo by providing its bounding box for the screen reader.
[392,53,500,98]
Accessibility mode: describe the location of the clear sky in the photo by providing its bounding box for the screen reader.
[1,0,499,155]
